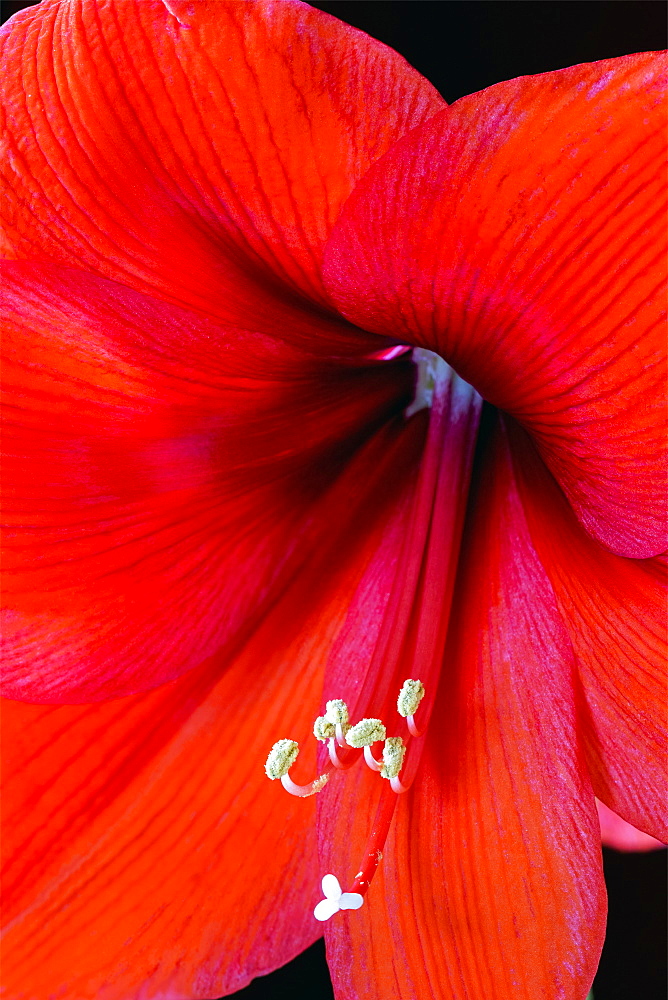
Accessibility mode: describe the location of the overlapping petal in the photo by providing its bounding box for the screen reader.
[1,608,325,998]
[0,413,423,1000]
[1,0,442,333]
[597,800,666,852]
[321,416,605,1000]
[323,54,668,557]
[2,260,416,702]
[507,424,667,841]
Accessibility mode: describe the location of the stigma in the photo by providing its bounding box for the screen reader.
[313,874,363,922]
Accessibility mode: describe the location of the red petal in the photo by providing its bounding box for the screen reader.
[316,363,482,729]
[597,800,666,852]
[1,261,415,701]
[1,0,442,323]
[0,425,421,999]
[322,415,605,1000]
[1,617,319,998]
[324,54,667,557]
[508,422,668,841]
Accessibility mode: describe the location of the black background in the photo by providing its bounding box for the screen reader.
[1,2,665,999]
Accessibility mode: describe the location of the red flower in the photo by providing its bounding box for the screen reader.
[1,2,665,998]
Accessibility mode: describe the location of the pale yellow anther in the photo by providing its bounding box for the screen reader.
[345,718,386,748]
[397,679,425,718]
[380,737,406,779]
[265,738,299,780]
[325,699,349,727]
[313,716,336,742]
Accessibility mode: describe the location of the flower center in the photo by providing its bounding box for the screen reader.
[264,349,482,922]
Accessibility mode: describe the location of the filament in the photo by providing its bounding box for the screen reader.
[281,771,330,797]
[363,745,383,771]
[406,713,423,738]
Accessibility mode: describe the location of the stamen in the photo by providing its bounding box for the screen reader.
[397,679,426,737]
[345,718,386,748]
[265,739,299,780]
[380,737,406,780]
[266,739,331,797]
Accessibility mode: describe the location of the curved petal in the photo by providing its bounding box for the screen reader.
[507,422,668,841]
[1,260,417,702]
[597,800,666,852]
[1,647,320,1000]
[323,54,668,556]
[0,0,443,328]
[0,437,417,1000]
[321,414,605,1000]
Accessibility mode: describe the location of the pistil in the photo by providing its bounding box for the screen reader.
[347,789,397,897]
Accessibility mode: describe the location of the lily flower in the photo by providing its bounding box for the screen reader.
[0,2,665,999]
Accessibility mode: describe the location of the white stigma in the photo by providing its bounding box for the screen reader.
[380,737,406,779]
[265,739,299,780]
[397,678,425,718]
[345,718,387,748]
[313,874,364,922]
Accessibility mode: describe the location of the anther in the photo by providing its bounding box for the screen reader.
[325,699,350,746]
[380,737,406,780]
[397,679,425,717]
[313,716,336,742]
[265,739,299,780]
[397,678,426,738]
[345,718,387,748]
[325,699,349,726]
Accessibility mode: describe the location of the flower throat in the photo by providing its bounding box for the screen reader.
[263,349,483,922]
